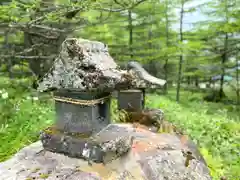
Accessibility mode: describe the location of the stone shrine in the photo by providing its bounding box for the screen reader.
[0,38,212,180]
[38,38,168,162]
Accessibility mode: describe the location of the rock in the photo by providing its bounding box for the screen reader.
[36,38,166,93]
[37,38,129,92]
[127,61,166,88]
[0,124,212,180]
[40,126,134,165]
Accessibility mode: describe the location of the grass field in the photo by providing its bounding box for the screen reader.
[0,76,239,180]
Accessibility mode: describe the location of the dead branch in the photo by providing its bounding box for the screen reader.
[131,0,147,9]
[0,55,55,59]
[17,43,50,55]
[112,0,147,9]
[8,24,66,33]
[113,0,128,7]
[27,31,60,40]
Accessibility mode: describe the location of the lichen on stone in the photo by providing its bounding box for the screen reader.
[37,38,126,92]
[41,126,92,139]
[39,173,49,179]
[100,135,134,155]
[37,38,166,93]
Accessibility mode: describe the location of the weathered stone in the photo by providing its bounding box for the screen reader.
[0,124,212,180]
[40,125,133,165]
[127,61,166,88]
[53,90,111,134]
[118,89,145,111]
[37,38,129,92]
[119,108,165,132]
[36,38,166,92]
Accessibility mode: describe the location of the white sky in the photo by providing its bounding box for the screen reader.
[172,0,209,31]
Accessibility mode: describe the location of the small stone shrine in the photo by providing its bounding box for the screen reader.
[117,61,166,111]
[118,89,145,110]
[0,38,212,180]
[38,38,135,163]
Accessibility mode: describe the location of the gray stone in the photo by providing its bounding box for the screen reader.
[40,125,134,165]
[118,89,145,111]
[37,38,128,92]
[0,124,212,180]
[53,90,111,134]
[127,61,166,88]
[36,38,166,93]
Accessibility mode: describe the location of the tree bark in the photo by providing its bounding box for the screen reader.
[187,76,191,85]
[176,0,184,102]
[4,30,13,78]
[195,76,199,87]
[164,0,169,94]
[128,10,133,60]
[236,55,239,106]
[219,1,229,100]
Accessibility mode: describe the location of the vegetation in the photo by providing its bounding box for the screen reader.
[0,0,239,102]
[0,0,239,179]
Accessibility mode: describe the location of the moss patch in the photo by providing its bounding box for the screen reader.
[43,126,92,139]
[39,173,49,179]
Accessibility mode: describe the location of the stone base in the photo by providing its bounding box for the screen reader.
[40,126,105,164]
[40,126,133,164]
[1,124,212,180]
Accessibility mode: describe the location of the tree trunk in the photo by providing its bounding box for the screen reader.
[236,57,239,106]
[147,13,158,78]
[195,76,199,87]
[176,0,184,103]
[164,0,169,94]
[128,10,133,60]
[187,76,190,85]
[219,33,228,99]
[4,30,13,78]
[219,0,229,100]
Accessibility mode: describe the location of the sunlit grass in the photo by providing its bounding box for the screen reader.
[146,92,239,179]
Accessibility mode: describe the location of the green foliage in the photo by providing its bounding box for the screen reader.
[0,77,54,161]
[1,0,238,103]
[147,91,239,180]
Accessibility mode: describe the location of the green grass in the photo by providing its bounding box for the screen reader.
[147,91,239,179]
[0,76,239,180]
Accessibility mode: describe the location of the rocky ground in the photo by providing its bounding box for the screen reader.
[0,124,212,180]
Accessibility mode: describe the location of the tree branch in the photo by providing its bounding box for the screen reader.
[27,31,60,40]
[130,0,147,9]
[0,55,55,59]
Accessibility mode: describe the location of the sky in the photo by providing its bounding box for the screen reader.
[173,0,209,31]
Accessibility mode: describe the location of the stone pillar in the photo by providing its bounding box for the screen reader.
[53,90,111,135]
[117,89,145,111]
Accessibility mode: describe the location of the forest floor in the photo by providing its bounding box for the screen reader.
[0,76,239,180]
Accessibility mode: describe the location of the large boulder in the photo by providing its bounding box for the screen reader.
[0,124,212,180]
